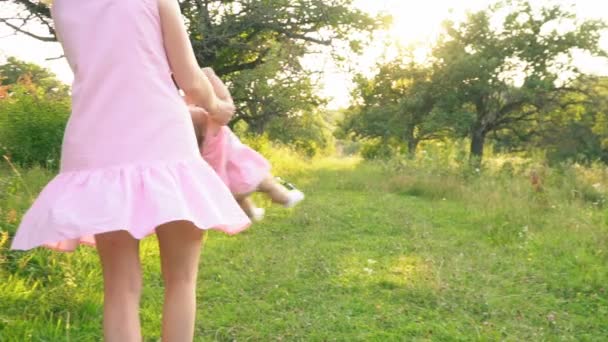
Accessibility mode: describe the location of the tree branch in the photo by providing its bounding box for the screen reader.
[274,28,330,45]
[45,54,65,61]
[4,0,57,40]
[0,18,56,42]
[215,48,271,75]
[493,110,538,130]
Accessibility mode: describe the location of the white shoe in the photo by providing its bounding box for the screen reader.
[251,207,265,222]
[284,190,305,208]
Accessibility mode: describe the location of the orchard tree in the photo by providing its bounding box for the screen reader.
[432,0,607,164]
[341,55,454,156]
[226,43,323,132]
[536,76,608,163]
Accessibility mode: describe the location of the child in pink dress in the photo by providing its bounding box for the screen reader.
[11,0,249,340]
[188,68,305,221]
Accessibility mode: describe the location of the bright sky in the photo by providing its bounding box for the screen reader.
[1,0,608,109]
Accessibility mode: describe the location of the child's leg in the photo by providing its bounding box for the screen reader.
[235,194,265,221]
[258,176,305,208]
[258,176,290,205]
[156,221,204,342]
[95,230,143,342]
[235,194,256,218]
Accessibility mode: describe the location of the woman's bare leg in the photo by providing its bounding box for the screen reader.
[95,230,143,342]
[156,221,204,342]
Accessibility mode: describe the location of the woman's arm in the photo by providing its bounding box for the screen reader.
[158,0,234,124]
[202,68,232,102]
[200,68,235,127]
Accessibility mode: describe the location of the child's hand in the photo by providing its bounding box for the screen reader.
[210,99,235,126]
[188,105,208,129]
[188,104,208,145]
[183,94,196,106]
[188,104,208,117]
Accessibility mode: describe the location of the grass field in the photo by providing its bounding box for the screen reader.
[1,156,607,341]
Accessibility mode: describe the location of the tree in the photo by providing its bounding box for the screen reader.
[535,76,608,163]
[340,56,451,156]
[432,0,607,164]
[266,109,335,156]
[0,1,55,42]
[226,44,323,132]
[180,0,378,129]
[177,0,375,74]
[0,57,69,98]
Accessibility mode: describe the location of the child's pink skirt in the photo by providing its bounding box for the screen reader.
[202,125,271,195]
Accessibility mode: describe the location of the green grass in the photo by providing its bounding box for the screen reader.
[1,157,607,341]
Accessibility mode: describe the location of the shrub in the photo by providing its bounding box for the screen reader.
[0,79,70,168]
[266,111,335,157]
[336,139,361,156]
[239,133,311,176]
[360,138,396,160]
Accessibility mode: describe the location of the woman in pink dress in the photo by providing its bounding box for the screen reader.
[11,0,250,340]
[188,68,305,221]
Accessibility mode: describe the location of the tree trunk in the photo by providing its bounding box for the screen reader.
[470,128,486,166]
[407,139,419,158]
[404,125,418,158]
[247,119,266,134]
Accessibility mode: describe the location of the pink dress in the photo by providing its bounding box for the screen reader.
[11,0,250,252]
[202,123,271,195]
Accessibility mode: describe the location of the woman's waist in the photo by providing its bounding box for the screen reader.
[61,125,199,171]
[71,69,179,104]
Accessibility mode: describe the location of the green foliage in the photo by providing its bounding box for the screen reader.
[488,76,608,164]
[179,0,379,129]
[0,57,69,98]
[336,139,361,156]
[341,0,608,165]
[341,55,450,156]
[238,132,274,158]
[238,133,313,175]
[0,78,70,168]
[227,46,323,132]
[180,0,379,73]
[359,138,399,160]
[266,110,335,157]
[545,122,606,164]
[541,77,608,164]
[432,0,607,162]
